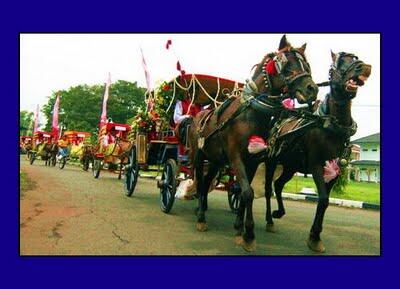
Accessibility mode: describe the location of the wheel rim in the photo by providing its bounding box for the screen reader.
[228,184,240,213]
[92,160,100,177]
[161,164,173,209]
[125,147,138,195]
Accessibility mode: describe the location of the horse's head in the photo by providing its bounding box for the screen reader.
[329,51,372,100]
[251,35,318,104]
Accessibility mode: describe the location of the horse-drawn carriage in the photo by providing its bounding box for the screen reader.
[58,130,93,170]
[124,73,244,213]
[20,136,33,156]
[29,131,57,166]
[92,122,132,179]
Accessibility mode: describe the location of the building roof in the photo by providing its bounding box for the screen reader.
[351,160,380,166]
[351,133,380,144]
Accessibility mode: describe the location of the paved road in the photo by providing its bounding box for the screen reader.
[20,157,380,255]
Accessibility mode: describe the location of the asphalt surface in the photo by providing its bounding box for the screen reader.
[20,157,380,255]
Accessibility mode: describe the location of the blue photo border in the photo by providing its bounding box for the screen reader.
[4,1,392,287]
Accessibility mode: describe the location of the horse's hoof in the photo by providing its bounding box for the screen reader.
[196,222,207,232]
[234,235,243,246]
[266,223,276,233]
[272,210,285,219]
[307,238,326,253]
[242,239,256,252]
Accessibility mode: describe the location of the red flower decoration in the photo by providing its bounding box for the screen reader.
[265,60,277,76]
[163,84,171,91]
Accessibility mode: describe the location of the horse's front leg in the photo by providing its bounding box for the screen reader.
[273,167,295,219]
[232,156,257,252]
[264,160,276,232]
[308,165,330,253]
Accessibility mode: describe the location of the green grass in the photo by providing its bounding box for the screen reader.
[20,171,36,195]
[283,175,380,204]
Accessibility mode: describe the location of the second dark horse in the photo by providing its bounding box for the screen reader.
[264,51,371,252]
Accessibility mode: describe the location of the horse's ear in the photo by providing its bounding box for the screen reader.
[298,43,307,54]
[278,34,291,51]
[331,50,337,62]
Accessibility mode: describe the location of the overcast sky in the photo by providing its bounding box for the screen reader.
[20,33,380,140]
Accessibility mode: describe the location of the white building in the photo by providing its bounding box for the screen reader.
[350,133,380,182]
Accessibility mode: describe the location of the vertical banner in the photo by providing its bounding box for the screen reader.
[33,104,39,133]
[140,47,151,91]
[100,72,111,128]
[52,94,61,140]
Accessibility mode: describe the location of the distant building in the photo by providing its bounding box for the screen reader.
[350,133,380,183]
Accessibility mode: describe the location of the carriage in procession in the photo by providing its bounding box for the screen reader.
[124,73,245,213]
[20,136,33,156]
[29,131,57,166]
[57,130,93,170]
[91,122,133,179]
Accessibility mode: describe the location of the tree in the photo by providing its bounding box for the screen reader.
[42,80,146,137]
[20,110,34,136]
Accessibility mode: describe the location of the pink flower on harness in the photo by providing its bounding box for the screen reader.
[248,135,268,154]
[323,159,340,183]
[282,98,295,109]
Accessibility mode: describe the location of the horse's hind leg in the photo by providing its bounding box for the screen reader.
[272,168,295,219]
[195,152,208,232]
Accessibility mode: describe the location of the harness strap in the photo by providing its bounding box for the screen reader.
[199,100,252,145]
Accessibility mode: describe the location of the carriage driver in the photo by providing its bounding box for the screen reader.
[173,96,203,162]
[57,135,70,160]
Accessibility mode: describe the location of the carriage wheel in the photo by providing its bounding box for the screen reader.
[82,157,90,171]
[125,146,139,197]
[59,156,66,169]
[228,182,241,214]
[159,159,177,213]
[29,153,36,165]
[92,159,102,179]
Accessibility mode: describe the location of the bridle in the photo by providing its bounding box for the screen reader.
[329,52,364,102]
[259,49,312,96]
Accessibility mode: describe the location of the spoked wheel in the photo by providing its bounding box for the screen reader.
[29,153,36,165]
[228,182,241,214]
[92,159,102,178]
[159,159,177,213]
[82,157,90,171]
[59,156,66,169]
[125,146,139,197]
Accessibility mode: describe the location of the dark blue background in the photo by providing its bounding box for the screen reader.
[4,0,392,287]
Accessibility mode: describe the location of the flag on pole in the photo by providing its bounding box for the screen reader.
[52,94,61,139]
[166,39,172,50]
[33,104,39,133]
[100,72,112,128]
[140,47,152,91]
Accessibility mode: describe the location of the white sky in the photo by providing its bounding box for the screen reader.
[20,33,380,140]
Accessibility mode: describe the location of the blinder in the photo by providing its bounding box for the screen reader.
[261,49,312,95]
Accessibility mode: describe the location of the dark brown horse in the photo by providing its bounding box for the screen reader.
[81,144,94,171]
[264,52,371,252]
[30,142,58,166]
[188,35,319,251]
